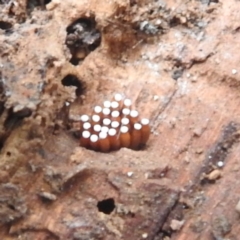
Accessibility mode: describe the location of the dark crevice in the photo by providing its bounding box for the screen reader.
[169,16,182,28]
[0,21,12,30]
[27,0,52,11]
[61,74,86,97]
[4,107,32,130]
[65,17,101,65]
[97,198,115,214]
[199,122,240,184]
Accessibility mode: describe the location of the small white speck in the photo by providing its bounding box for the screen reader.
[65,101,70,106]
[217,161,224,168]
[186,73,191,78]
[153,95,159,101]
[142,233,148,239]
[127,172,133,177]
[232,69,237,75]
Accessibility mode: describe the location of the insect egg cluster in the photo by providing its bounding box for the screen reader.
[79,93,150,152]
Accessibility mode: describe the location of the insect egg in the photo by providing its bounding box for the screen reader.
[92,114,101,123]
[108,128,121,150]
[119,126,131,148]
[111,101,119,110]
[80,115,90,130]
[111,110,120,122]
[99,132,110,152]
[103,100,111,108]
[123,99,132,108]
[111,121,120,129]
[121,117,130,125]
[90,134,99,151]
[114,93,123,102]
[130,123,142,150]
[80,115,89,122]
[102,108,111,117]
[140,118,150,145]
[103,118,111,126]
[101,126,109,133]
[83,122,91,130]
[94,106,102,114]
[80,130,91,148]
[130,110,139,118]
[129,110,139,125]
[122,108,131,116]
[93,124,101,134]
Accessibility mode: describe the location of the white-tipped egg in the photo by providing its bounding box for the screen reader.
[130,110,139,118]
[90,134,98,143]
[120,126,129,133]
[124,99,132,107]
[103,101,111,108]
[108,128,117,136]
[134,123,142,130]
[82,130,91,138]
[103,118,111,126]
[141,118,150,125]
[111,121,120,128]
[94,106,102,114]
[122,108,131,115]
[111,101,119,109]
[101,126,109,133]
[83,122,91,130]
[121,117,130,125]
[114,93,123,102]
[81,115,89,122]
[92,115,100,123]
[93,124,101,132]
[111,111,120,118]
[102,108,111,116]
[99,131,107,139]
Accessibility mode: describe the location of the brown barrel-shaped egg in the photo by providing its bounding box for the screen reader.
[129,110,139,127]
[103,118,111,127]
[93,124,101,135]
[102,108,111,118]
[82,122,91,131]
[123,99,132,109]
[111,101,120,111]
[122,108,131,117]
[101,126,109,133]
[111,121,120,133]
[130,123,142,150]
[121,117,130,129]
[108,128,121,151]
[80,115,90,132]
[92,114,101,124]
[119,126,131,148]
[90,134,100,151]
[99,132,110,153]
[80,131,91,148]
[94,106,103,119]
[111,110,121,123]
[103,100,111,108]
[113,93,124,110]
[140,118,150,145]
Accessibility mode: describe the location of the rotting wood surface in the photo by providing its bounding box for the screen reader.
[0,0,240,239]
